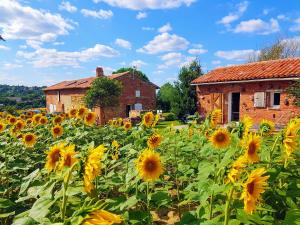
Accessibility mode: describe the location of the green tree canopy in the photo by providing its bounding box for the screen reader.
[113,67,149,82]
[85,77,122,109]
[287,79,300,106]
[156,83,177,112]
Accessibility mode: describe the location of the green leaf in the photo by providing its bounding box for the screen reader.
[283,209,300,225]
[0,211,15,218]
[0,198,15,209]
[28,197,56,221]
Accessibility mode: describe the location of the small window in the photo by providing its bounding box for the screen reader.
[134,103,143,110]
[271,92,280,109]
[254,92,266,108]
[135,90,141,98]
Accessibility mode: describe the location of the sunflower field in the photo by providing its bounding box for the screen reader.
[0,108,300,225]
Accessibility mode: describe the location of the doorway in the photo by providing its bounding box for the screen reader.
[126,105,131,117]
[231,92,240,121]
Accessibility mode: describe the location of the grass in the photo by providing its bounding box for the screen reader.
[156,120,183,129]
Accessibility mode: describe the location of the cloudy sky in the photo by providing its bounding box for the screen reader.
[0,0,300,87]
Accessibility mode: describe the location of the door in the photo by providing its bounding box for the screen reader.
[126,105,131,117]
[210,93,224,123]
[231,92,240,121]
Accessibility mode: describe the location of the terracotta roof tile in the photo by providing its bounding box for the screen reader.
[192,57,300,85]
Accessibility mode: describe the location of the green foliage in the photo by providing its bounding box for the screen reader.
[113,67,149,82]
[84,77,122,108]
[287,79,300,106]
[156,83,177,112]
[0,85,45,110]
[172,59,203,118]
[162,112,177,121]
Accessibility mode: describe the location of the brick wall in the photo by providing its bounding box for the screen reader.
[196,80,300,125]
[45,72,157,122]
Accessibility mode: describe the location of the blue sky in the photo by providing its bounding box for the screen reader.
[0,0,300,87]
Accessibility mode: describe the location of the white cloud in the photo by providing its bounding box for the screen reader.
[136,12,147,19]
[19,45,27,49]
[26,40,42,49]
[158,23,172,33]
[0,0,74,42]
[3,63,23,69]
[188,48,207,55]
[115,38,132,49]
[290,18,300,32]
[102,66,114,74]
[93,0,196,10]
[233,18,280,35]
[59,1,77,13]
[138,32,189,54]
[277,14,288,21]
[212,60,221,65]
[218,1,249,25]
[17,44,119,68]
[160,52,183,68]
[215,49,260,61]
[0,45,10,50]
[53,42,65,46]
[130,60,147,68]
[81,9,113,19]
[142,27,155,31]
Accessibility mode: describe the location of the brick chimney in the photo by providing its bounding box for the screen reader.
[96,67,104,77]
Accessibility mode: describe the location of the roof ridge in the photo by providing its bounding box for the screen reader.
[213,57,300,71]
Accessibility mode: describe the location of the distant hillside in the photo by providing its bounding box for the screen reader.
[0,85,46,111]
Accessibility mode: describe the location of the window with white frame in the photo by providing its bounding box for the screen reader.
[135,90,141,98]
[254,92,266,107]
[270,92,280,109]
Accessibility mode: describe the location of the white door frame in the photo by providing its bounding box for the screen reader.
[228,92,232,122]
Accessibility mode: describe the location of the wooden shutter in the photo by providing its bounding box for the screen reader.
[254,92,266,107]
[210,93,224,123]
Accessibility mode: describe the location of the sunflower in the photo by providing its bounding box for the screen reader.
[26,119,33,125]
[242,133,261,163]
[283,121,300,157]
[45,143,64,172]
[20,114,26,120]
[240,116,253,137]
[259,119,275,135]
[123,121,132,131]
[241,168,269,214]
[39,116,48,125]
[136,149,164,181]
[112,140,120,149]
[81,210,122,225]
[0,122,6,133]
[14,119,25,131]
[84,145,106,193]
[23,133,37,148]
[26,111,33,118]
[152,114,160,127]
[32,114,42,124]
[147,134,162,149]
[210,128,231,149]
[228,156,247,183]
[77,107,87,119]
[59,144,77,169]
[52,125,63,138]
[53,116,63,125]
[84,112,97,126]
[68,108,77,118]
[143,112,154,128]
[8,116,17,125]
[210,109,222,128]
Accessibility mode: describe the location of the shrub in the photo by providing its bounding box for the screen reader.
[162,112,177,121]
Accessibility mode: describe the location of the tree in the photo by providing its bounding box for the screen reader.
[287,79,300,106]
[156,83,177,112]
[113,67,149,82]
[85,77,122,125]
[172,59,203,119]
[248,38,300,62]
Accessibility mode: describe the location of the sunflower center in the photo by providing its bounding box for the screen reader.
[247,181,255,194]
[86,114,92,120]
[25,135,33,142]
[64,155,72,167]
[51,149,61,162]
[54,127,60,134]
[145,159,157,172]
[216,133,225,142]
[248,142,257,155]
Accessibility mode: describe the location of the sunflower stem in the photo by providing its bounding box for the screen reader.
[224,186,234,225]
[268,135,280,168]
[61,165,75,221]
[209,191,214,220]
[146,181,150,211]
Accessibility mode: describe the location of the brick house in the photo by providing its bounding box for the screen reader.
[44,67,159,123]
[191,58,300,125]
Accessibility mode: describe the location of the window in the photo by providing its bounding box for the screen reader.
[57,91,61,102]
[270,92,280,109]
[135,90,141,98]
[254,92,266,107]
[134,103,143,110]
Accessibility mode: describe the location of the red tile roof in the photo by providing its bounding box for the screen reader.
[192,57,300,85]
[44,71,159,91]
